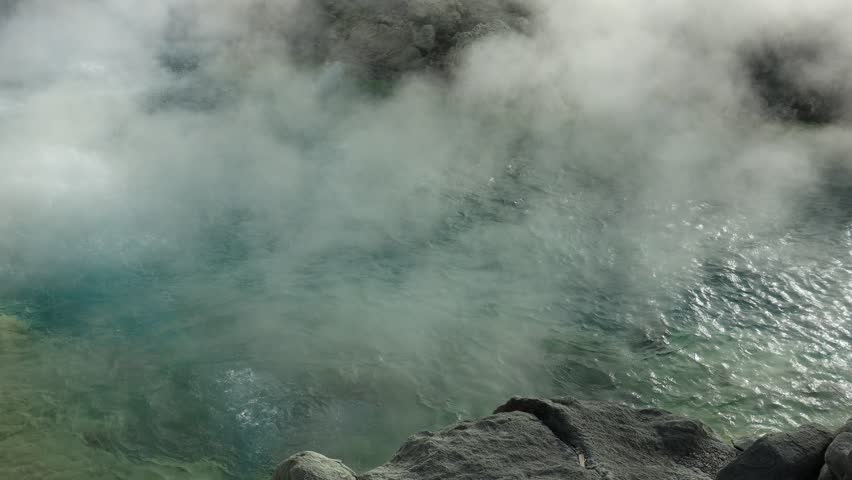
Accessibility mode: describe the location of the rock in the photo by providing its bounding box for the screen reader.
[821,464,839,480]
[413,24,437,52]
[823,432,852,480]
[732,435,760,452]
[359,396,734,480]
[716,423,834,480]
[497,397,735,479]
[818,420,852,480]
[745,35,849,125]
[273,451,356,480]
[278,0,532,79]
[361,410,586,480]
[444,20,516,70]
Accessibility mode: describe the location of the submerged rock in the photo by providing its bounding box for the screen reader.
[716,423,834,480]
[0,313,28,346]
[273,451,356,480]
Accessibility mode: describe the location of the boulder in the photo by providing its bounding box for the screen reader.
[360,410,586,480]
[821,427,852,480]
[820,464,837,480]
[745,35,849,125]
[716,424,834,480]
[358,396,735,480]
[496,397,735,479]
[272,451,356,480]
[281,0,532,79]
[413,24,437,52]
[731,435,759,452]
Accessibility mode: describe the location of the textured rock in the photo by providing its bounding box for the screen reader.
[732,435,759,452]
[273,400,852,480]
[413,24,437,52]
[496,397,735,479]
[359,396,735,480]
[273,451,356,480]
[716,424,834,480]
[281,0,531,79]
[823,432,852,480]
[0,313,28,346]
[745,35,849,125]
[361,410,586,480]
[819,419,852,480]
[820,464,838,480]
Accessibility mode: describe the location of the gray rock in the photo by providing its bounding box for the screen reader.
[824,432,852,480]
[745,34,850,125]
[413,24,437,52]
[273,451,356,480]
[820,464,839,480]
[817,419,852,480]
[716,424,834,480]
[361,410,587,480]
[280,0,532,79]
[497,397,735,479]
[732,435,760,452]
[359,396,735,480]
[444,20,516,70]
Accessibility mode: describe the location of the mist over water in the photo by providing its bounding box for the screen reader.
[1,0,852,478]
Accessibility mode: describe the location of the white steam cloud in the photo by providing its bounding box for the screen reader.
[1,0,851,475]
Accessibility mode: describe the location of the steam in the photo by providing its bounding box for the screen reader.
[1,0,851,475]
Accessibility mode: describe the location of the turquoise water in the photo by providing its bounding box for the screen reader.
[2,2,852,479]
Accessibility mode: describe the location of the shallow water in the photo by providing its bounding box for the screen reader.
[2,2,852,479]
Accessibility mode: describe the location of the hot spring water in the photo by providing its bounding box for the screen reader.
[1,1,851,479]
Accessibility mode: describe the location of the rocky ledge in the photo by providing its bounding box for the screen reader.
[273,396,851,480]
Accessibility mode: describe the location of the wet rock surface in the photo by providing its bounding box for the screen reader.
[494,397,735,480]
